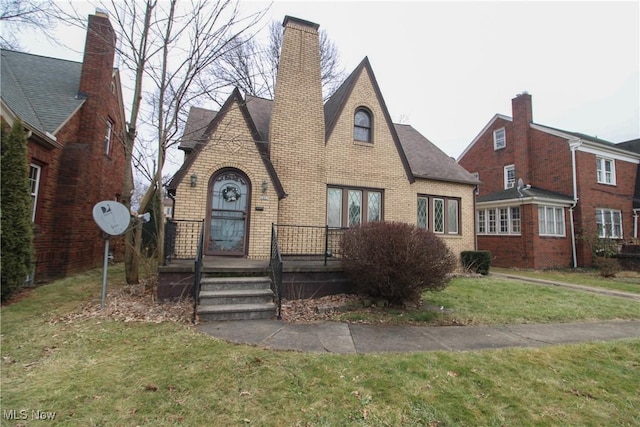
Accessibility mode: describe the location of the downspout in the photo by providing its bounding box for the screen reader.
[634,209,639,239]
[569,140,581,268]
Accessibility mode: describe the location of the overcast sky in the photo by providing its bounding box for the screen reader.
[15,1,640,165]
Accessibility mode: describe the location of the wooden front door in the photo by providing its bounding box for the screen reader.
[206,170,250,256]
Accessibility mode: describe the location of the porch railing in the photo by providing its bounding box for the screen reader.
[192,224,205,324]
[269,224,283,320]
[164,219,204,265]
[273,224,348,265]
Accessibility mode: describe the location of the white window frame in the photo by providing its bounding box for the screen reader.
[596,208,623,239]
[104,118,113,155]
[477,207,521,235]
[504,164,515,189]
[493,127,506,150]
[417,196,428,229]
[29,163,41,222]
[538,206,566,237]
[596,157,616,185]
[447,199,459,234]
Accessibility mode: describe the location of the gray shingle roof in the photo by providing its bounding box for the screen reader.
[617,138,640,154]
[1,49,85,135]
[477,186,574,204]
[394,124,478,185]
[178,106,217,152]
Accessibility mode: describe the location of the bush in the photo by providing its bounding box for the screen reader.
[461,250,492,275]
[593,257,620,278]
[340,221,457,305]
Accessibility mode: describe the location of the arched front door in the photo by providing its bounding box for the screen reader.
[206,169,250,256]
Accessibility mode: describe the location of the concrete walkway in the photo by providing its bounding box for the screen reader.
[196,272,640,354]
[197,319,640,354]
[491,272,640,300]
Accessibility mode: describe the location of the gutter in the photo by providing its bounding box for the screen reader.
[569,140,581,268]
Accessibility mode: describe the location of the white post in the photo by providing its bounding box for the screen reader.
[101,237,109,308]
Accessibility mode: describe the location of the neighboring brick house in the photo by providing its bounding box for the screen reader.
[458,92,640,269]
[168,16,478,263]
[1,12,128,282]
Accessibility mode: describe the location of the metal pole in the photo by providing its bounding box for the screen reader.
[101,237,109,308]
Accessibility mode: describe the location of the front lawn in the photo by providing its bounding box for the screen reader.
[2,265,639,426]
[331,275,640,325]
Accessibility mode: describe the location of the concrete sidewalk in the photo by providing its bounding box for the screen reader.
[196,319,640,354]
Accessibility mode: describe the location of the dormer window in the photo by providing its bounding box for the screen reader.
[494,127,506,150]
[354,108,372,143]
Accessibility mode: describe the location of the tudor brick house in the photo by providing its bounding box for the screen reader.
[166,16,478,291]
[458,92,640,269]
[1,12,128,282]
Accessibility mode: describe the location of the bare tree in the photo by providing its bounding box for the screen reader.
[51,0,265,283]
[0,0,57,49]
[214,19,346,101]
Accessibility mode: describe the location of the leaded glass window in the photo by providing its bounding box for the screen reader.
[348,190,362,227]
[368,191,381,222]
[327,188,342,227]
[434,198,444,233]
[417,197,428,229]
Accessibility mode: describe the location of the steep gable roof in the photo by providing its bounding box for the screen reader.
[168,89,284,198]
[323,57,415,183]
[394,124,478,185]
[178,106,217,153]
[1,49,85,137]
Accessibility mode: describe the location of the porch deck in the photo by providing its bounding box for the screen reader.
[158,256,350,301]
[159,256,344,274]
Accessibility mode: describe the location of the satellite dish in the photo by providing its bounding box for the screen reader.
[93,201,131,236]
[517,178,524,191]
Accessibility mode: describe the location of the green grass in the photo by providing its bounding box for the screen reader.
[492,266,640,294]
[2,265,640,426]
[335,275,640,325]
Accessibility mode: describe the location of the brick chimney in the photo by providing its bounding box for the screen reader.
[512,91,533,125]
[511,92,533,184]
[79,12,116,99]
[269,16,326,225]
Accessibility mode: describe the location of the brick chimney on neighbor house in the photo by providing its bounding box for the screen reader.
[269,16,326,226]
[511,91,533,185]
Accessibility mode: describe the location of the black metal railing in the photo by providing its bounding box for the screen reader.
[274,224,348,265]
[192,223,205,324]
[269,223,283,320]
[164,219,204,265]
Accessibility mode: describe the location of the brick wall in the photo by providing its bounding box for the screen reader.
[30,13,127,281]
[173,97,279,259]
[269,17,326,227]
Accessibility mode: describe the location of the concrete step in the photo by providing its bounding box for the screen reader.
[197,303,276,321]
[199,289,274,306]
[200,276,272,292]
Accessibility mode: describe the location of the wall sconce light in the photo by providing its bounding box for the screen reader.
[261,180,268,193]
[190,173,197,187]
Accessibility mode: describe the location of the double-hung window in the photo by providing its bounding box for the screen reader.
[104,118,114,155]
[29,164,41,222]
[354,108,372,143]
[538,206,565,236]
[596,157,615,185]
[596,208,622,238]
[504,164,515,189]
[327,187,382,228]
[493,128,506,150]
